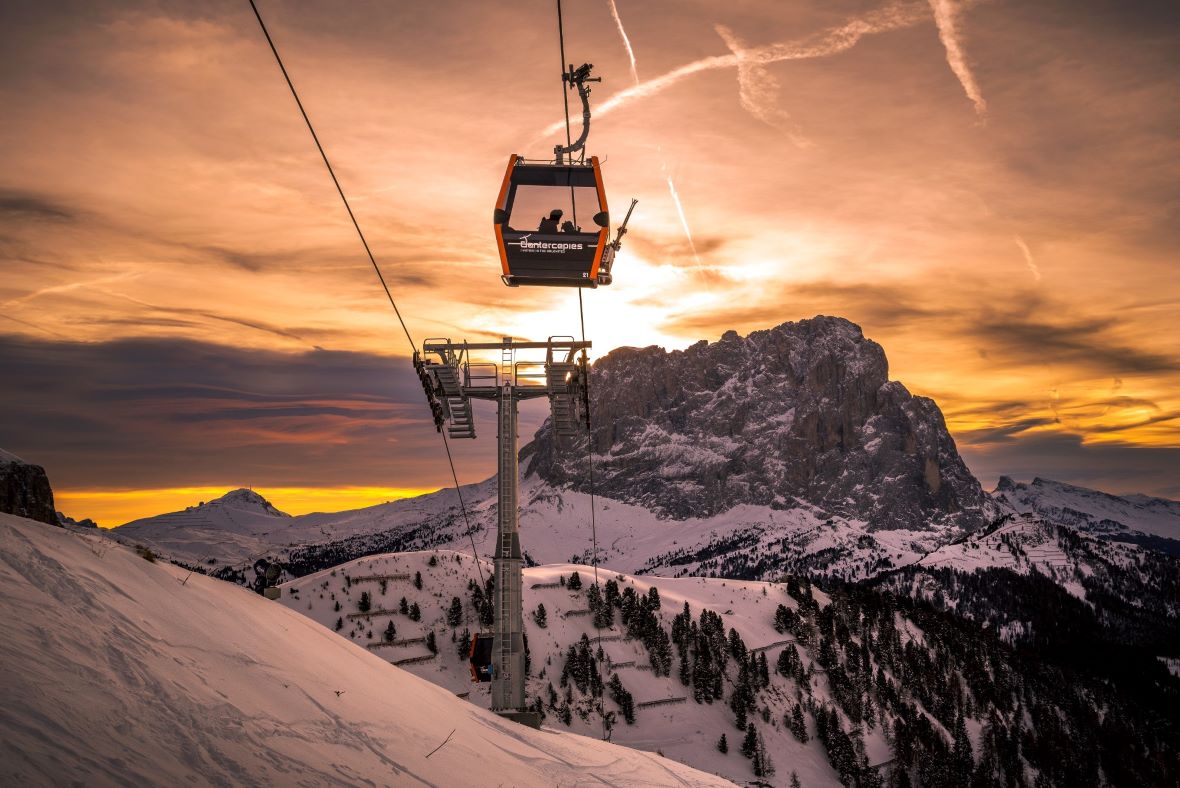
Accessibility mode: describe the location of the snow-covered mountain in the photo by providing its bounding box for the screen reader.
[878,479,1180,652]
[277,548,1180,786]
[994,476,1180,551]
[103,321,1179,632]
[112,319,1002,584]
[0,510,730,787]
[526,317,993,532]
[111,484,482,569]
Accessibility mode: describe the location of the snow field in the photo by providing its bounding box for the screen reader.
[281,550,889,787]
[0,512,732,787]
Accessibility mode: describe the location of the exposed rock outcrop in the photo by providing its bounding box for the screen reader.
[523,316,992,531]
[0,448,58,526]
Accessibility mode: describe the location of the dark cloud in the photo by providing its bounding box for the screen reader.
[960,432,1180,500]
[664,280,1180,378]
[1085,411,1180,434]
[970,314,1180,375]
[0,335,555,499]
[956,417,1059,445]
[0,191,74,223]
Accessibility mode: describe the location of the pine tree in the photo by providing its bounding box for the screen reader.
[334,617,344,631]
[446,596,463,628]
[458,627,471,660]
[790,772,801,788]
[478,587,494,626]
[752,730,774,777]
[952,710,974,784]
[567,571,582,590]
[427,554,437,567]
[409,602,422,622]
[399,596,409,614]
[533,602,548,628]
[604,578,621,609]
[607,673,635,724]
[774,603,794,633]
[414,570,423,590]
[741,723,758,759]
[717,733,728,754]
[647,586,661,609]
[728,627,748,661]
[426,630,437,654]
[587,583,614,628]
[383,620,397,642]
[357,591,372,613]
[333,600,341,612]
[789,703,809,743]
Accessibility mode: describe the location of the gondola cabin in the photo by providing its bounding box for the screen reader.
[494,155,613,288]
[468,632,495,682]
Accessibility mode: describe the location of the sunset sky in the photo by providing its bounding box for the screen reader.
[2,0,1178,526]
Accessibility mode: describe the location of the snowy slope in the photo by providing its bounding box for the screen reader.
[0,512,732,787]
[279,550,926,787]
[278,547,1180,787]
[995,476,1180,542]
[914,514,1108,600]
[110,482,493,569]
[113,476,953,587]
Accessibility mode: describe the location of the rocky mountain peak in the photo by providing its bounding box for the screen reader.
[0,448,59,526]
[994,475,1018,492]
[523,316,992,532]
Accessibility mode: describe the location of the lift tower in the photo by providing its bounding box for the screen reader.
[416,336,590,726]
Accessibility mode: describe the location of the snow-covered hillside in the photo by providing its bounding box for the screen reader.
[995,476,1180,546]
[280,551,847,787]
[111,483,490,569]
[0,512,732,787]
[112,477,961,586]
[276,547,1180,787]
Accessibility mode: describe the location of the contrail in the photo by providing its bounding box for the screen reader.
[927,0,987,117]
[607,1,702,266]
[664,163,701,267]
[1,271,139,309]
[606,0,639,84]
[543,1,929,140]
[1014,236,1041,282]
[716,25,810,147]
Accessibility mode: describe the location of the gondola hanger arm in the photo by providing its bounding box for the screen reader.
[554,63,599,164]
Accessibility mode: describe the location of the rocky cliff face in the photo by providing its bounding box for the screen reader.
[523,317,992,532]
[0,448,58,526]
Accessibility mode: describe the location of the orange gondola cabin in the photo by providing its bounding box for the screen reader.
[492,63,634,288]
[494,155,612,288]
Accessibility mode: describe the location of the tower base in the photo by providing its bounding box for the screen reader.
[494,710,542,729]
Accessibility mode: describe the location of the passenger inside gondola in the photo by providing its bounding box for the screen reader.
[538,209,562,233]
[561,219,578,233]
